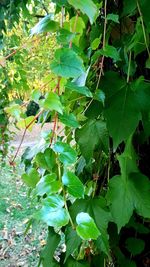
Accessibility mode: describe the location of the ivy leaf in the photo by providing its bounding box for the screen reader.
[40,227,60,267]
[30,15,59,35]
[62,171,84,198]
[51,48,85,78]
[65,227,82,262]
[59,113,80,128]
[102,72,141,148]
[43,92,63,114]
[125,238,145,256]
[65,81,92,97]
[75,119,108,162]
[76,212,100,240]
[53,142,77,165]
[43,195,64,209]
[22,168,40,188]
[36,174,61,196]
[68,0,98,24]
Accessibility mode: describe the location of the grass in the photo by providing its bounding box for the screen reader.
[0,159,46,267]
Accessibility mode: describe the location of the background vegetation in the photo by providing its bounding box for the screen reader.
[0,0,150,266]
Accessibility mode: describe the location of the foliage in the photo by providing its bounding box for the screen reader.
[1,0,150,266]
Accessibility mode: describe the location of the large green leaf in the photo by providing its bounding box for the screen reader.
[107,139,150,231]
[65,227,82,262]
[43,92,63,114]
[40,227,60,267]
[65,81,92,97]
[75,119,108,162]
[102,72,141,148]
[70,197,111,255]
[51,48,85,78]
[76,212,100,240]
[62,171,84,198]
[53,142,77,165]
[30,15,59,35]
[68,0,98,24]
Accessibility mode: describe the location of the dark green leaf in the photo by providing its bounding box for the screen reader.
[40,228,60,267]
[125,238,145,256]
[75,119,108,162]
[65,227,82,262]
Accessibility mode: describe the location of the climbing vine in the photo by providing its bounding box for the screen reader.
[1,0,150,266]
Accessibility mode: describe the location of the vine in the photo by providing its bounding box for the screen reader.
[2,0,150,266]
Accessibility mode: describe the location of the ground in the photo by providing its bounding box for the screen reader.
[0,124,50,267]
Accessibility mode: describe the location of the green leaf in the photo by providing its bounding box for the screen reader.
[43,92,63,114]
[53,142,77,165]
[36,174,61,196]
[65,81,92,97]
[107,13,119,23]
[75,119,108,162]
[57,29,76,44]
[59,113,80,128]
[107,139,150,231]
[102,72,141,148]
[43,195,64,209]
[146,58,150,68]
[22,168,40,188]
[30,15,59,35]
[76,212,100,240]
[35,148,56,171]
[98,45,120,61]
[65,257,90,267]
[65,227,82,262]
[70,197,111,256]
[91,37,101,50]
[62,171,84,198]
[68,0,98,24]
[40,227,60,267]
[51,48,85,78]
[125,238,145,256]
[37,198,69,227]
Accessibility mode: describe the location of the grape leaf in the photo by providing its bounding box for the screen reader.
[51,48,85,78]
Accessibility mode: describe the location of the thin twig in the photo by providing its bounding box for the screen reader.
[10,109,43,163]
